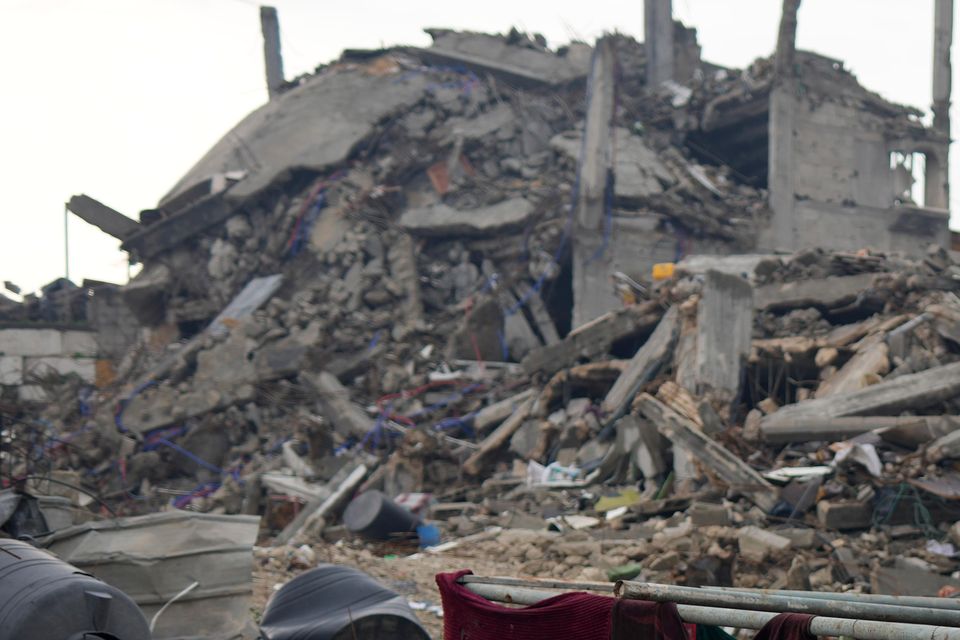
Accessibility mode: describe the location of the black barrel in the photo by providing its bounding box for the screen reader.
[0,538,150,640]
[342,490,420,540]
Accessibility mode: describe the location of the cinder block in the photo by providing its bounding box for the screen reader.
[0,328,62,356]
[62,331,98,357]
[0,356,23,385]
[18,385,47,402]
[24,356,96,382]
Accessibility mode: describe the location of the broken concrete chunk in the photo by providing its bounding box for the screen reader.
[816,499,873,530]
[400,198,533,237]
[419,30,590,88]
[738,526,792,562]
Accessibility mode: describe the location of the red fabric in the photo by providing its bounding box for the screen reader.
[436,570,614,640]
[753,613,816,640]
[610,598,687,640]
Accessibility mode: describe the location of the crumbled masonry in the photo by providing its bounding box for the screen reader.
[3,25,960,637]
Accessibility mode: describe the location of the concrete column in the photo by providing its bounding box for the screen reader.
[645,0,674,87]
[774,0,801,78]
[928,0,953,210]
[764,0,802,251]
[572,37,619,329]
[260,6,285,100]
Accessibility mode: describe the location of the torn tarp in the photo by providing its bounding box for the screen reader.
[44,511,261,640]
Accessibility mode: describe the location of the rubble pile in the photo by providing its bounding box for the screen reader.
[5,28,960,631]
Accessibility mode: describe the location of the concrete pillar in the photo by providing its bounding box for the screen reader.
[928,0,953,210]
[260,6,285,100]
[764,0,802,251]
[774,0,801,78]
[644,0,674,87]
[572,37,619,329]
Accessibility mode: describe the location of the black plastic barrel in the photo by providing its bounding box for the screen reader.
[0,538,150,640]
[342,490,420,540]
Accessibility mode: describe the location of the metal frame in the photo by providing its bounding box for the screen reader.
[458,576,960,640]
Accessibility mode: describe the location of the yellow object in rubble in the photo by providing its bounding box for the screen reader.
[652,262,675,280]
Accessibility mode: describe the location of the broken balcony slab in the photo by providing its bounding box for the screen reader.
[415,29,591,88]
[122,190,234,261]
[761,361,960,429]
[66,194,140,240]
[754,273,877,311]
[400,198,534,237]
[162,65,432,205]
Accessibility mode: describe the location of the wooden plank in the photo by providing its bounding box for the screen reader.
[274,463,369,544]
[463,396,536,475]
[635,393,777,511]
[815,340,889,398]
[761,361,960,430]
[602,306,679,415]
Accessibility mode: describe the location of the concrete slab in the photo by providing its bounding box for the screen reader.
[162,66,432,204]
[400,198,533,236]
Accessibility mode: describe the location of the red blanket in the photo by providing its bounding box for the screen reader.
[436,570,688,640]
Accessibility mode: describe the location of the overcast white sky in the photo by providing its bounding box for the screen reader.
[1,0,954,294]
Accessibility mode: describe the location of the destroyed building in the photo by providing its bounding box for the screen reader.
[4,2,960,637]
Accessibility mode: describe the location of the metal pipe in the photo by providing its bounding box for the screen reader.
[463,583,960,640]
[718,587,960,612]
[460,576,960,612]
[616,581,960,627]
[460,575,612,593]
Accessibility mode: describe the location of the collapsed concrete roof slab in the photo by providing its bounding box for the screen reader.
[400,198,534,236]
[66,195,140,240]
[415,30,591,88]
[161,64,433,205]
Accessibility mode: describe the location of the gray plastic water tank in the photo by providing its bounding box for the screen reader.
[0,538,150,640]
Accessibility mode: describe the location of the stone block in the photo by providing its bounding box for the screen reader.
[687,501,731,527]
[737,526,792,562]
[775,527,817,549]
[0,328,62,356]
[816,499,873,530]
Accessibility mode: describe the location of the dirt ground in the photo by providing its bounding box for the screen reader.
[252,533,531,639]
